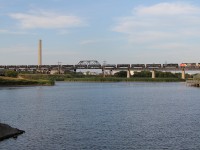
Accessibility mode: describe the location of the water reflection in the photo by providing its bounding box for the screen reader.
[0,82,200,149]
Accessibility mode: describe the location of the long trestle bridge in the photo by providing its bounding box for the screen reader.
[1,60,200,79]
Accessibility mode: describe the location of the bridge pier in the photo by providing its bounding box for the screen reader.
[110,70,113,76]
[127,69,130,78]
[181,68,185,79]
[102,68,105,78]
[152,70,155,79]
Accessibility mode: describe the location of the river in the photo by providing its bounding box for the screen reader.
[0,82,200,150]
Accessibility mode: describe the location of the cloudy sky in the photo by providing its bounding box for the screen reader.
[1,0,200,65]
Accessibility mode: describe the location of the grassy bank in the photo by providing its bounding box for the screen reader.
[186,74,200,87]
[19,74,185,82]
[63,77,185,82]
[19,74,68,81]
[0,77,54,86]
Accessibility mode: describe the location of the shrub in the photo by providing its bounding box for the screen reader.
[114,71,127,77]
[193,74,200,80]
[5,70,18,78]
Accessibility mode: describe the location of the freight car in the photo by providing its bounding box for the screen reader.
[163,63,178,68]
[131,64,145,69]
[146,64,161,69]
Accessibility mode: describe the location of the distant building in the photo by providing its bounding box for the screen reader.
[83,71,99,75]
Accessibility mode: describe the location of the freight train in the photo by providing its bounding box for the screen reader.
[0,63,199,70]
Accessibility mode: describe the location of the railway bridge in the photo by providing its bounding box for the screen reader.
[1,60,200,79]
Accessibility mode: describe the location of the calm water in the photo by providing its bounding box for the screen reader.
[0,82,200,150]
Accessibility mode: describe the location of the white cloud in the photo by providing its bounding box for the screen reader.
[9,10,85,29]
[112,2,200,45]
[135,2,200,16]
[0,29,35,35]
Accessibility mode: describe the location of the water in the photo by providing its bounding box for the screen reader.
[0,82,200,150]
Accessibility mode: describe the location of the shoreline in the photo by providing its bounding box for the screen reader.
[63,78,186,82]
[0,123,25,141]
[0,75,186,86]
[19,74,186,83]
[0,76,55,86]
[186,80,200,87]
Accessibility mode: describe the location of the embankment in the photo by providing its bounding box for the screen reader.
[63,77,185,82]
[0,123,25,141]
[19,74,185,82]
[0,77,54,86]
[187,80,200,87]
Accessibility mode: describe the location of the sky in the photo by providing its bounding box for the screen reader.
[1,0,200,65]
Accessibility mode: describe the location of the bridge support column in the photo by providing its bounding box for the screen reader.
[152,70,155,79]
[127,69,130,78]
[181,68,185,79]
[102,69,105,78]
[110,70,113,76]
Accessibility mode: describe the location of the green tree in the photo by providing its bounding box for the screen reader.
[5,70,18,78]
[133,71,151,78]
[114,71,127,77]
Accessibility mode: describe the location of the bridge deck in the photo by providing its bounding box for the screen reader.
[1,65,200,71]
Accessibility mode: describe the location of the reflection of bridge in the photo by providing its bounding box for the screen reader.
[1,60,200,79]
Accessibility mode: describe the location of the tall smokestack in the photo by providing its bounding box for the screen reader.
[38,39,42,66]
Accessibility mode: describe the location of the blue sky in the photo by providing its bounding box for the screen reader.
[1,0,200,65]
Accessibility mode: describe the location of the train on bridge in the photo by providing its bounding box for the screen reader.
[0,63,199,71]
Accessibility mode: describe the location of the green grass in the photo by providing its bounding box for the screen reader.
[63,77,185,82]
[0,77,54,86]
[19,74,185,83]
[19,74,68,81]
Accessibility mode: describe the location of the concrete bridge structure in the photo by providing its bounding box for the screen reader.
[102,67,187,79]
[1,60,199,79]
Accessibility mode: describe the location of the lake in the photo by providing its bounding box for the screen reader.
[0,82,200,150]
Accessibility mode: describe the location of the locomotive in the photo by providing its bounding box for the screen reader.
[180,63,196,68]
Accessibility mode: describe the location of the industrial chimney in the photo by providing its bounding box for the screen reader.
[38,39,42,66]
